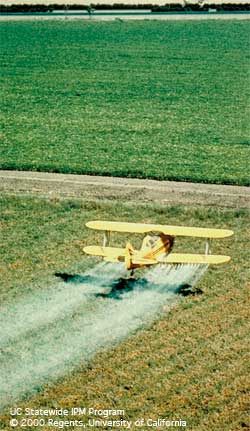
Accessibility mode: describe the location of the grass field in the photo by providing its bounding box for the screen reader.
[1,20,250,185]
[0,194,249,430]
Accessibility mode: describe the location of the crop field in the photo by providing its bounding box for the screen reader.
[0,16,249,431]
[1,20,250,185]
[0,194,249,430]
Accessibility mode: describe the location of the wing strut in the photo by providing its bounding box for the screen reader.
[103,231,110,247]
[205,239,211,255]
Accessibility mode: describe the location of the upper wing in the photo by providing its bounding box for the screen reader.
[86,221,233,239]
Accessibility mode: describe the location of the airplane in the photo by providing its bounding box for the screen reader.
[83,221,234,271]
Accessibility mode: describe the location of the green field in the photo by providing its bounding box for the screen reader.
[0,195,249,430]
[1,20,250,185]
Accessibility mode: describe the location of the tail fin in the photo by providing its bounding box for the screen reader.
[124,242,134,270]
[125,243,157,270]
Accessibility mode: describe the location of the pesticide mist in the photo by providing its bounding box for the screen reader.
[0,262,207,409]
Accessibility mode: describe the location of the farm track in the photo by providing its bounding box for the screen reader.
[1,12,250,21]
[0,170,249,208]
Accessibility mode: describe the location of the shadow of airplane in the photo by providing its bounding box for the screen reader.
[54,272,97,284]
[95,277,149,300]
[54,273,203,300]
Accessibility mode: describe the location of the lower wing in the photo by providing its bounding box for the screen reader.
[159,253,231,265]
[84,247,230,265]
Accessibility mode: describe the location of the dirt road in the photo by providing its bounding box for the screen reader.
[1,12,250,21]
[0,170,249,208]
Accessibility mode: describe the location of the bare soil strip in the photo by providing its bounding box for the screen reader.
[0,170,249,208]
[1,13,250,21]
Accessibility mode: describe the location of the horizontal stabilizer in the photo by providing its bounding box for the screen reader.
[159,253,231,265]
[86,221,233,239]
[83,245,156,266]
[83,245,126,258]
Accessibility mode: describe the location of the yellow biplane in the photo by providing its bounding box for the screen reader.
[83,221,233,271]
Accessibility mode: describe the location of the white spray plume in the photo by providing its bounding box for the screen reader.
[0,262,207,410]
